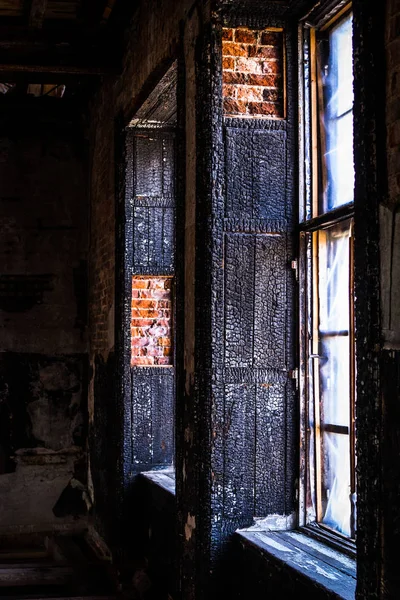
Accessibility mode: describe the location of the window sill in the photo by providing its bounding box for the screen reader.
[140,468,176,496]
[236,528,356,600]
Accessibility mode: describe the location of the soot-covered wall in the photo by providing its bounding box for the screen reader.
[0,110,88,531]
[88,0,201,546]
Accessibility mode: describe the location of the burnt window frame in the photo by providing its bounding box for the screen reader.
[115,60,183,489]
[298,2,357,553]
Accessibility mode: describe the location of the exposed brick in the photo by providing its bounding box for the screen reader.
[235,57,264,74]
[132,279,149,289]
[248,45,281,59]
[132,299,157,309]
[131,318,154,327]
[222,27,234,41]
[248,101,279,116]
[222,42,248,57]
[237,85,264,102]
[223,84,237,98]
[134,357,155,366]
[222,27,284,118]
[223,57,235,70]
[262,88,281,102]
[223,99,247,114]
[260,31,282,46]
[131,276,173,367]
[234,28,258,43]
[261,60,281,75]
[223,71,281,87]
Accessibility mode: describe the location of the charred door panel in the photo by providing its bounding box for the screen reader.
[220,124,295,531]
[129,130,176,471]
[225,128,287,220]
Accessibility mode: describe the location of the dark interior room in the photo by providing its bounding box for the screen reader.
[0,0,397,599]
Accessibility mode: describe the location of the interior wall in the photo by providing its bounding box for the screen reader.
[88,0,198,546]
[88,0,400,599]
[379,0,400,595]
[0,111,89,532]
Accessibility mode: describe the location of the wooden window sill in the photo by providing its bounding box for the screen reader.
[140,468,176,496]
[236,528,356,599]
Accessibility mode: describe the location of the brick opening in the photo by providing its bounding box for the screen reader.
[131,276,173,367]
[222,27,285,118]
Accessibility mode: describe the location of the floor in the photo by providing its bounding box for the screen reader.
[0,531,117,600]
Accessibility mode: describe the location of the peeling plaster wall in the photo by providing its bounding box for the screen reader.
[0,119,88,531]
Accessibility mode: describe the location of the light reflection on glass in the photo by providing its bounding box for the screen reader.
[317,221,352,537]
[319,14,354,213]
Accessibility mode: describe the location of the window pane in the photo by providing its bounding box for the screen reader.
[320,335,350,428]
[321,431,351,537]
[308,219,354,537]
[318,224,350,333]
[318,13,354,213]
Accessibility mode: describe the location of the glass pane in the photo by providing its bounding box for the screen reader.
[318,13,354,213]
[321,431,351,537]
[318,224,350,333]
[314,220,353,536]
[320,335,350,428]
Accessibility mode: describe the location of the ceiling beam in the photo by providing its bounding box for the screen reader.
[28,0,48,29]
[0,63,115,79]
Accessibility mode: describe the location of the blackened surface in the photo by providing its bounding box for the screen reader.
[113,73,178,556]
[221,534,348,600]
[184,13,217,599]
[224,232,288,369]
[132,131,176,274]
[128,476,176,599]
[190,5,297,596]
[73,260,88,336]
[0,123,87,356]
[0,274,54,313]
[53,482,88,517]
[90,352,117,545]
[225,128,287,221]
[128,126,176,469]
[114,118,131,555]
[0,353,87,460]
[353,1,385,598]
[174,49,187,599]
[131,368,175,469]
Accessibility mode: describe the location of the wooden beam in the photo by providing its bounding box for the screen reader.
[0,565,75,586]
[29,0,48,29]
[0,63,115,78]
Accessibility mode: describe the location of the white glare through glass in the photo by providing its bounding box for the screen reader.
[318,221,352,537]
[321,14,354,212]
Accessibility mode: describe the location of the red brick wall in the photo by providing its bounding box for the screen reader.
[222,27,284,118]
[131,276,172,366]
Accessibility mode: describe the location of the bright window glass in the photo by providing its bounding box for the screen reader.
[316,221,352,537]
[318,14,354,213]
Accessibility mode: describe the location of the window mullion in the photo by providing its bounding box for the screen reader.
[312,230,323,524]
[349,221,356,538]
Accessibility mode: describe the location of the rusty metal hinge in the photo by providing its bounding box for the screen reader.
[291,258,298,281]
[289,368,299,391]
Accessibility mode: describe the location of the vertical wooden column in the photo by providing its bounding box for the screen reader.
[177,3,298,598]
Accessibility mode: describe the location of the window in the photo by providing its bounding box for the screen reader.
[118,62,178,474]
[300,6,356,542]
